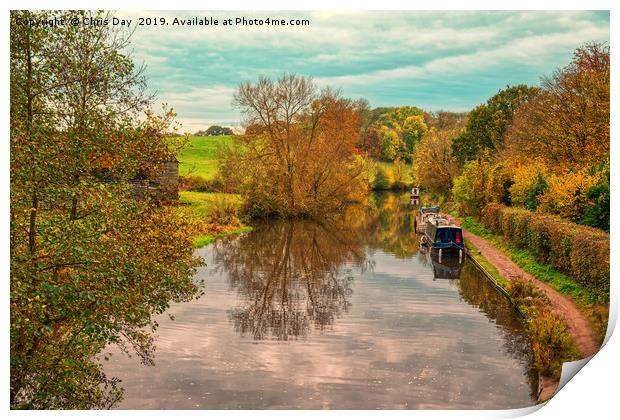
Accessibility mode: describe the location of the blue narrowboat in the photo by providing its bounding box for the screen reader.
[422,216,465,255]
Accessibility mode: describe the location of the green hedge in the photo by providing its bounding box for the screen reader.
[482,204,609,300]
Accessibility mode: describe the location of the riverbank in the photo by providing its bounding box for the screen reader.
[176,191,252,248]
[445,213,603,401]
[457,215,605,348]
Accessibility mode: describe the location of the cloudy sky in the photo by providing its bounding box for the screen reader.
[118,10,609,133]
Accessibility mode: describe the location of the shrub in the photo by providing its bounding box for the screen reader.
[179,175,224,193]
[207,195,240,225]
[179,175,208,191]
[570,234,610,299]
[507,279,580,379]
[373,167,391,190]
[481,204,609,300]
[524,171,548,211]
[530,308,580,378]
[538,170,599,221]
[482,203,503,233]
[506,279,549,318]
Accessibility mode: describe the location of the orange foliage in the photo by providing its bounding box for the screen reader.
[503,43,609,173]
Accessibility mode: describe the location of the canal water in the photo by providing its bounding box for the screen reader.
[104,193,538,409]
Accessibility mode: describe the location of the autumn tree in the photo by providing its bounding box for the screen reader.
[425,111,468,130]
[501,42,609,226]
[451,84,539,164]
[10,11,199,409]
[352,105,428,161]
[412,127,462,196]
[353,98,373,137]
[503,42,609,172]
[220,74,367,217]
[358,126,382,158]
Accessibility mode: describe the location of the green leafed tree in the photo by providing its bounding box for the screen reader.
[205,125,234,136]
[451,84,539,165]
[10,11,199,409]
[377,105,424,128]
[402,115,428,155]
[580,164,610,232]
[379,126,402,161]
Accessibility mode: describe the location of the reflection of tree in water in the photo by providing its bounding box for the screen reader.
[362,192,420,258]
[456,261,539,400]
[212,219,368,340]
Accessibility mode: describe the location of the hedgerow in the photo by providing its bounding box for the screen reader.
[482,204,609,301]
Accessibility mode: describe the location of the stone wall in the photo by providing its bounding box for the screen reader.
[153,159,179,203]
[130,159,179,203]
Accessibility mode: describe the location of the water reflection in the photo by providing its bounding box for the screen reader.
[457,261,539,400]
[103,192,539,409]
[212,219,368,340]
[428,254,464,280]
[363,192,420,258]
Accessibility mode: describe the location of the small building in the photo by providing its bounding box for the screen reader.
[130,156,179,203]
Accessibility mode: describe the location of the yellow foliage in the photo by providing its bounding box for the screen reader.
[508,162,548,207]
[538,170,600,221]
[412,127,461,195]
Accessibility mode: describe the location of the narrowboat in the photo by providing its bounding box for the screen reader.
[421,215,465,256]
[414,206,440,233]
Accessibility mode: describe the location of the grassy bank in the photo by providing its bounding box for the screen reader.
[464,227,582,382]
[459,215,607,344]
[177,135,232,179]
[177,190,251,248]
[192,225,253,248]
[175,136,252,247]
[464,238,510,289]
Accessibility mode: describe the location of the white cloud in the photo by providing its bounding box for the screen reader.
[113,10,609,122]
[153,86,239,132]
[315,21,609,88]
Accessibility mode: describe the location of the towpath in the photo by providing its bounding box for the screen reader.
[445,216,600,358]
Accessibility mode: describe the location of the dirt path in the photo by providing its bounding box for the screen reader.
[448,218,599,358]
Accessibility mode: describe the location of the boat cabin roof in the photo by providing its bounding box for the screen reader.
[425,214,462,229]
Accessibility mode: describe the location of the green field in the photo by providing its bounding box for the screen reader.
[177,135,232,179]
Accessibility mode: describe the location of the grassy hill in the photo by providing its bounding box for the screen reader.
[177,135,232,180]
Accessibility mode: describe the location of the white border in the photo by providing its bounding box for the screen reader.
[2,1,617,419]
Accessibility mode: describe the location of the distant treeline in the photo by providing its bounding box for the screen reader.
[194,125,233,136]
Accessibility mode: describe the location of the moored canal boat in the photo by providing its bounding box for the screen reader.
[420,215,465,257]
[414,206,440,233]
